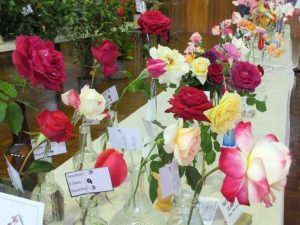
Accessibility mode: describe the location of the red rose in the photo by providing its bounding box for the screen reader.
[137,10,171,40]
[257,64,264,76]
[207,62,224,85]
[102,64,119,77]
[91,40,121,66]
[117,7,124,16]
[229,61,262,93]
[13,36,67,91]
[37,109,75,142]
[95,148,128,188]
[166,86,213,122]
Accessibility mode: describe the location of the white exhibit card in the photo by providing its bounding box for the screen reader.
[135,0,146,13]
[218,198,242,225]
[107,127,143,150]
[102,85,119,107]
[65,168,113,197]
[4,155,24,193]
[0,192,44,225]
[198,197,220,225]
[159,161,181,198]
[33,141,67,160]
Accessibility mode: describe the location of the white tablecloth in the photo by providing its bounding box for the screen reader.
[54,26,295,225]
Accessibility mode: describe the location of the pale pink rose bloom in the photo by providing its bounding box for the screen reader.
[184,42,196,54]
[61,89,80,110]
[212,25,221,36]
[232,11,242,24]
[190,32,202,43]
[219,121,291,207]
[222,19,232,28]
[164,119,200,166]
[222,42,240,61]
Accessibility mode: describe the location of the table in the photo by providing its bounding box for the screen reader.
[54,26,295,225]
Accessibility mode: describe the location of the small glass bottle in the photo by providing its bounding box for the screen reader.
[32,158,64,225]
[73,124,98,171]
[166,189,203,225]
[74,196,107,225]
[109,166,165,225]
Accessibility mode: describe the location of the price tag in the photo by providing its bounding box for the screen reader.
[159,162,181,198]
[198,197,220,225]
[33,141,67,160]
[0,192,44,225]
[65,168,113,197]
[4,155,24,193]
[135,0,146,13]
[218,198,242,225]
[142,119,157,140]
[107,127,143,150]
[102,85,119,107]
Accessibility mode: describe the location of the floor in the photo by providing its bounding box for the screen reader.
[0,35,299,224]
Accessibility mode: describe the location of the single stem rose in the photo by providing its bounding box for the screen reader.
[18,134,47,174]
[186,167,219,225]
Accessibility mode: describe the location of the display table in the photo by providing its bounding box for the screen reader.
[53,27,295,225]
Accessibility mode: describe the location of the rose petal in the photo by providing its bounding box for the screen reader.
[235,121,253,155]
[221,175,246,204]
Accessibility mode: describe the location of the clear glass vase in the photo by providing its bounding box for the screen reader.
[74,196,107,225]
[99,111,119,151]
[73,124,98,171]
[109,166,165,225]
[32,158,64,225]
[166,189,203,225]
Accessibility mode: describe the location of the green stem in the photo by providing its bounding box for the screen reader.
[186,167,219,225]
[21,79,27,101]
[91,63,99,89]
[81,195,96,225]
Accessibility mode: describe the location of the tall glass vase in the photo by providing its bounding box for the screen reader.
[109,166,165,225]
[32,158,64,225]
[166,189,203,225]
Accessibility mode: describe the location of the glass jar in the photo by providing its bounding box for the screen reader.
[73,124,98,171]
[32,158,64,225]
[166,189,203,225]
[74,196,107,225]
[109,166,165,225]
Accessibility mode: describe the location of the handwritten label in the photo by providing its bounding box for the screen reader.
[198,197,220,225]
[102,85,119,107]
[0,192,44,225]
[33,141,67,160]
[65,168,113,197]
[159,162,181,198]
[108,127,143,150]
[4,155,24,193]
[218,198,242,225]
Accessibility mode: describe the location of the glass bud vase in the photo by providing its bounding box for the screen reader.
[74,197,107,225]
[166,189,203,225]
[32,158,64,225]
[222,128,235,147]
[109,166,165,225]
[73,124,98,171]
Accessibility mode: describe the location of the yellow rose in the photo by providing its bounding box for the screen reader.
[164,119,200,166]
[204,92,242,134]
[190,57,210,84]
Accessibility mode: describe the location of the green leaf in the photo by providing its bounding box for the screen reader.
[22,174,35,191]
[246,97,256,106]
[201,127,212,153]
[185,166,201,191]
[148,174,158,203]
[205,151,216,165]
[0,176,12,186]
[152,120,166,129]
[213,141,220,152]
[256,100,267,112]
[139,69,150,79]
[150,154,159,161]
[25,161,55,175]
[0,102,7,123]
[0,80,17,98]
[0,93,9,101]
[178,166,186,178]
[150,161,165,173]
[4,102,23,134]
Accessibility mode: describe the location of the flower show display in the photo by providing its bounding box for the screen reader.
[0,0,296,225]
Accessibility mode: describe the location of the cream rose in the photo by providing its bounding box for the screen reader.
[78,85,107,120]
[190,57,210,84]
[163,119,200,166]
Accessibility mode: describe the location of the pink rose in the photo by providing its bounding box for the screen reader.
[222,19,232,27]
[190,32,202,43]
[232,11,242,24]
[13,36,67,91]
[146,59,167,78]
[212,25,221,35]
[229,61,262,92]
[222,43,240,61]
[222,28,233,36]
[61,89,80,110]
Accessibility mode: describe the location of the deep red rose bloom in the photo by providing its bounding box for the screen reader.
[166,86,213,122]
[13,36,67,91]
[207,62,224,85]
[37,109,75,142]
[257,64,264,76]
[91,40,121,66]
[95,148,128,188]
[229,61,262,93]
[137,10,171,40]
